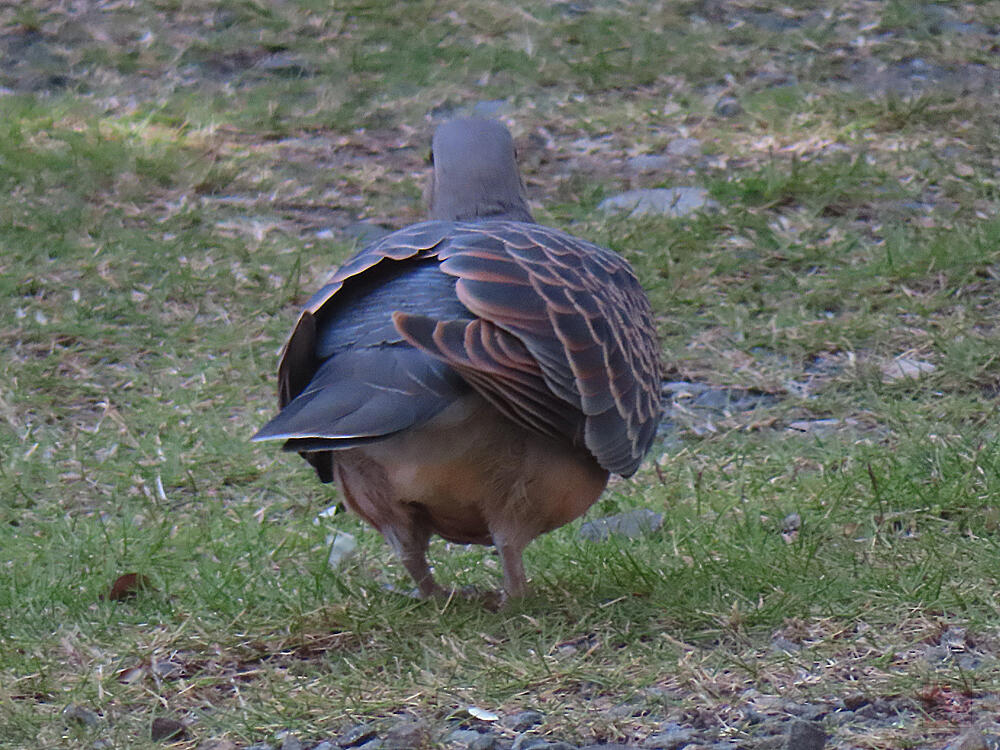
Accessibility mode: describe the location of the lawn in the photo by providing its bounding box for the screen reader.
[1,1,999,748]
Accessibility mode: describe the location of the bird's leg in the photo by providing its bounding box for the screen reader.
[491,530,530,603]
[382,522,444,599]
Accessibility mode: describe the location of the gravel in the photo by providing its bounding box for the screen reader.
[203,697,1000,750]
[502,711,545,732]
[579,509,664,541]
[597,188,718,218]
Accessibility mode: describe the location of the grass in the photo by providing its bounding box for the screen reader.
[2,0,1000,748]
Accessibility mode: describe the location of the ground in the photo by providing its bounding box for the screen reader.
[1,1,1000,749]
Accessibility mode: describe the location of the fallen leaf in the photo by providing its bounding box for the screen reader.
[104,573,153,602]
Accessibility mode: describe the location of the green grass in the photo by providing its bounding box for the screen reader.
[2,0,1000,748]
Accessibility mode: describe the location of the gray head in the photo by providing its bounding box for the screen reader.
[429,119,534,223]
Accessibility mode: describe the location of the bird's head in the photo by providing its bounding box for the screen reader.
[429,118,534,223]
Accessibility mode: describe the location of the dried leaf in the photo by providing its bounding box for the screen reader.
[104,573,153,602]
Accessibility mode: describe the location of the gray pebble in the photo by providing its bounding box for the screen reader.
[598,188,717,218]
[783,719,826,750]
[312,743,336,750]
[944,729,989,750]
[770,637,801,654]
[626,155,673,173]
[512,736,550,750]
[666,138,701,158]
[503,711,545,731]
[245,745,275,750]
[448,730,487,745]
[280,736,304,750]
[607,701,646,719]
[713,98,742,117]
[63,704,100,727]
[471,735,500,750]
[357,741,384,750]
[385,720,430,750]
[579,746,643,750]
[781,514,801,533]
[340,725,379,748]
[643,725,699,749]
[580,509,664,541]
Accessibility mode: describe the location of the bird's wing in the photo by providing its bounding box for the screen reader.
[426,221,662,476]
[275,221,458,409]
[264,219,662,477]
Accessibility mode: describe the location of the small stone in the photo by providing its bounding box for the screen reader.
[63,704,100,727]
[312,743,336,750]
[503,711,545,732]
[783,719,826,750]
[281,736,304,750]
[580,746,642,750]
[607,701,645,719]
[598,188,717,219]
[152,660,183,679]
[448,731,487,745]
[714,97,742,117]
[245,745,275,750]
[327,531,358,569]
[357,741,384,750]
[470,735,499,750]
[944,729,988,750]
[340,724,379,748]
[666,138,701,158]
[798,705,828,722]
[782,513,801,533]
[151,717,187,742]
[579,509,664,542]
[198,741,238,750]
[512,736,549,750]
[787,419,849,433]
[626,155,673,173]
[881,357,936,382]
[643,725,698,749]
[771,636,801,654]
[385,719,430,750]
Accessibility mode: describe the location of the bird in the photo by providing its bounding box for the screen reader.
[253,118,662,602]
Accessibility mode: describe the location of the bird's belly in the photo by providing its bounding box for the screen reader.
[336,394,610,545]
